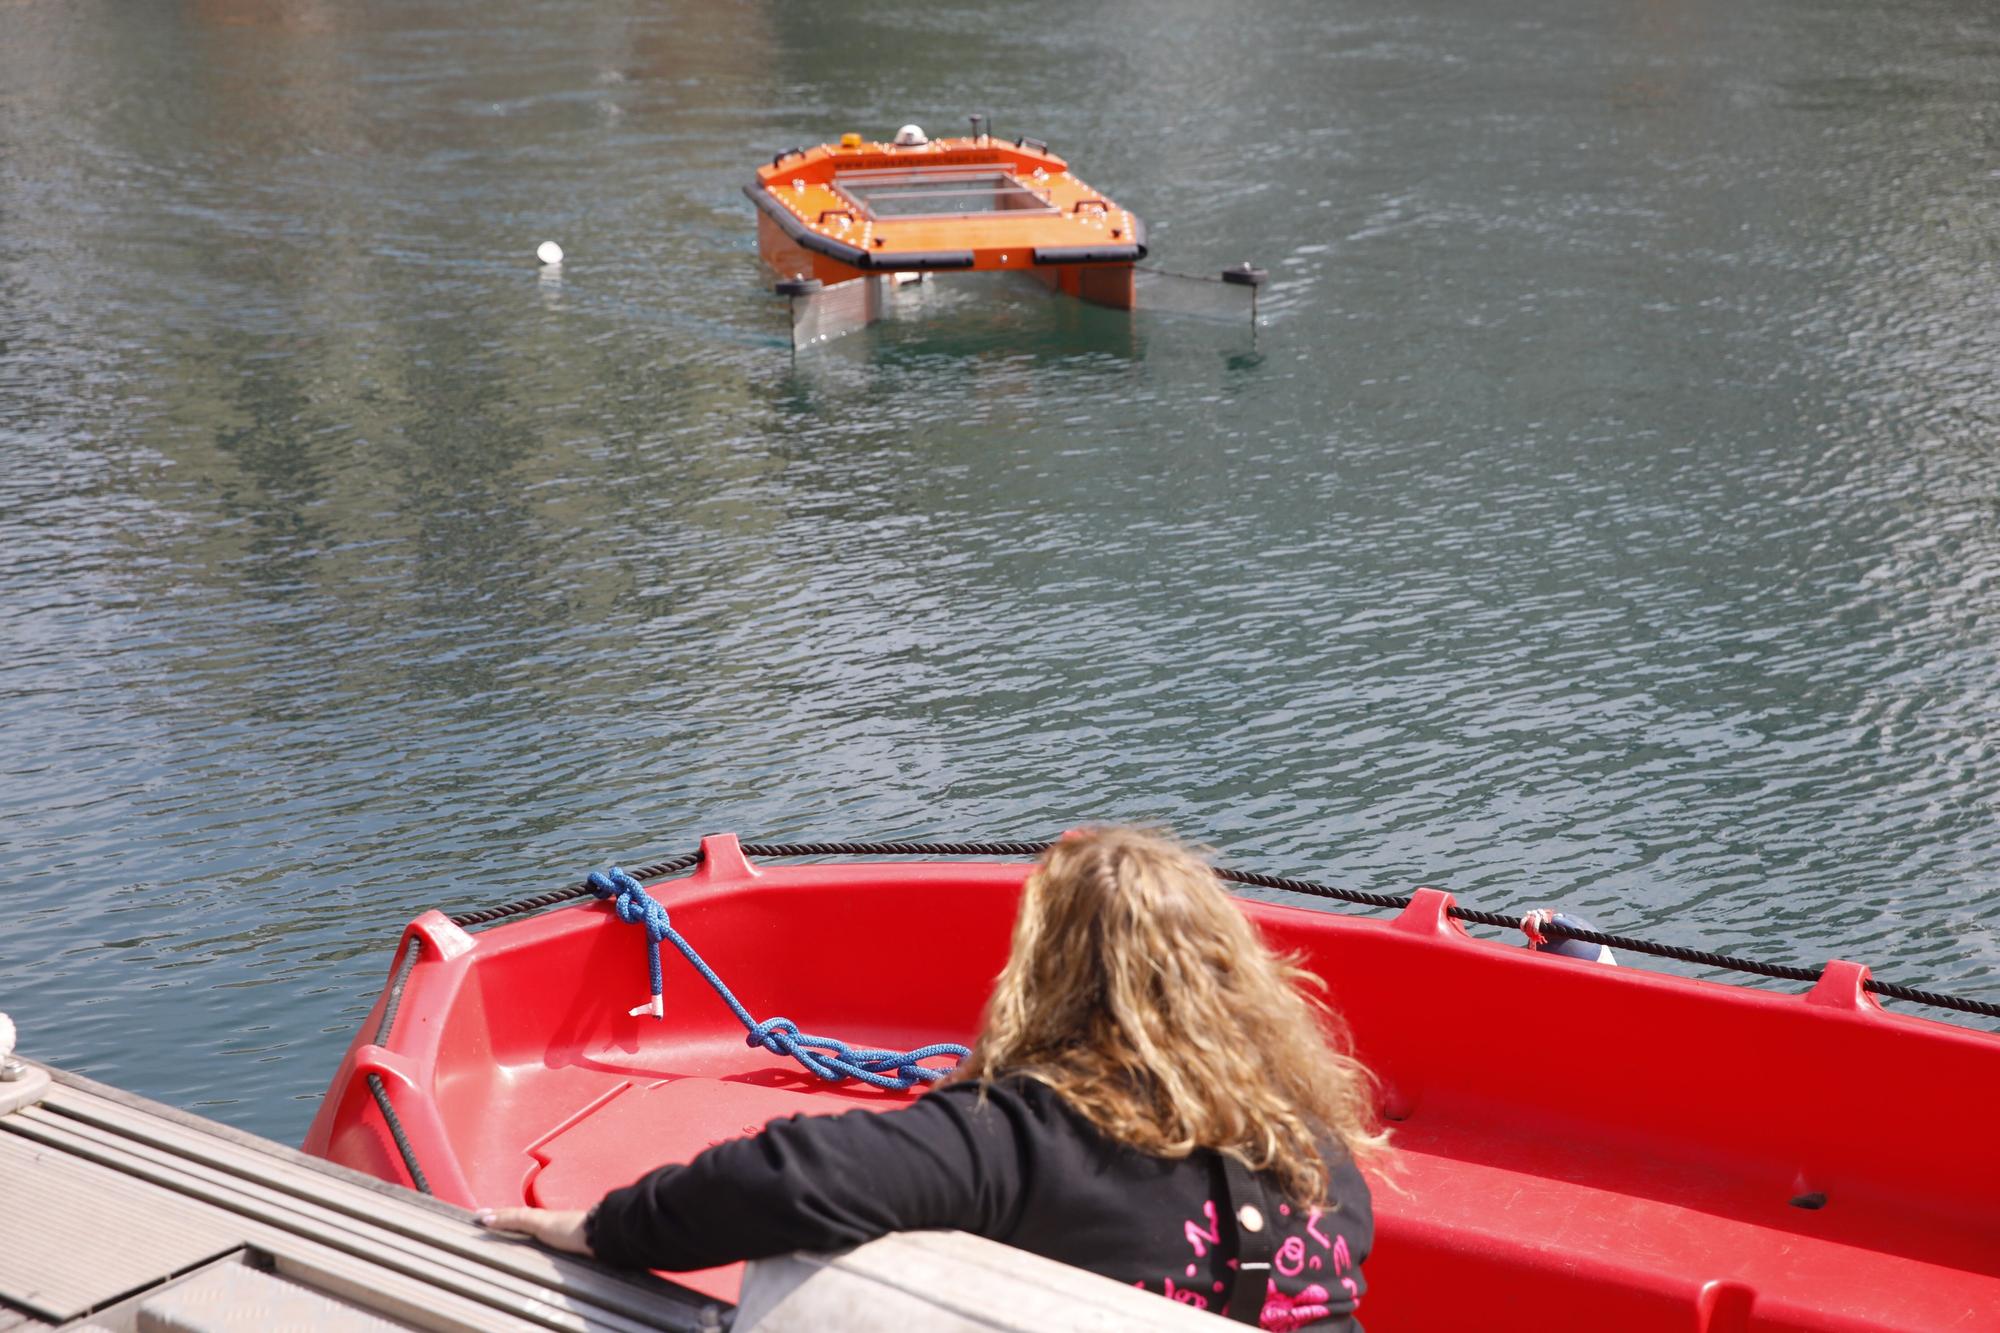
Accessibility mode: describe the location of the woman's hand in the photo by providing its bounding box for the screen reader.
[476,1206,595,1257]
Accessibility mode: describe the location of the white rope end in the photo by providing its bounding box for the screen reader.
[628,995,664,1020]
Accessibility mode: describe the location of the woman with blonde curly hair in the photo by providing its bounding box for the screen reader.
[487,826,1387,1331]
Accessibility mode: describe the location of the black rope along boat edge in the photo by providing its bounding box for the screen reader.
[442,838,2000,1022]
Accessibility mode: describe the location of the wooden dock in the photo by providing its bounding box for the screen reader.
[0,1054,1211,1332]
[0,1060,718,1332]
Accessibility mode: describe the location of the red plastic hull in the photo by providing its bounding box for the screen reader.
[305,836,2000,1329]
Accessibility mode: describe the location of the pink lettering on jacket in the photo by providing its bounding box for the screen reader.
[1331,1232,1358,1303]
[1183,1199,1222,1257]
[1260,1279,1332,1332]
[1306,1206,1332,1250]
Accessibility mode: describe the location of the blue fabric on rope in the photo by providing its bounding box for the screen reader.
[587,866,968,1091]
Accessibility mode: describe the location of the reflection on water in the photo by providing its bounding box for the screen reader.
[1,0,1996,1140]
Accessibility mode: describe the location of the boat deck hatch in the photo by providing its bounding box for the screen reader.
[834,166,1055,220]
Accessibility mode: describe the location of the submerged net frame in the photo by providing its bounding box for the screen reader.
[783,268,1259,349]
[788,277,883,347]
[1134,266,1260,323]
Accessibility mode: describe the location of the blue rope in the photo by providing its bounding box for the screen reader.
[587,866,968,1091]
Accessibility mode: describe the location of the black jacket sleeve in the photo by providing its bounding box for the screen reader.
[584,1082,1030,1272]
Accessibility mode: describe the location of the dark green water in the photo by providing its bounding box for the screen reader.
[3,0,1996,1143]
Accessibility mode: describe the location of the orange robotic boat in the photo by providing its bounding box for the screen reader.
[746,118,1263,345]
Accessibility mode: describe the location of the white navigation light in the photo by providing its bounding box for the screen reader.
[536,240,564,266]
[892,124,928,147]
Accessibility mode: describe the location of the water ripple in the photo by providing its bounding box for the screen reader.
[2,0,1997,1139]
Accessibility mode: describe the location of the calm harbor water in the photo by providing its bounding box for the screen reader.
[2,0,1996,1143]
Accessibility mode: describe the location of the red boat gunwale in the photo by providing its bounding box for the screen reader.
[305,835,2000,1329]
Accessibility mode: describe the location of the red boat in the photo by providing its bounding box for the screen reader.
[305,836,2000,1330]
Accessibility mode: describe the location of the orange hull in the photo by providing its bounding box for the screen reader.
[746,135,1143,309]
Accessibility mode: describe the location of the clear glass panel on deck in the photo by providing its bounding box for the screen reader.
[833,167,1055,219]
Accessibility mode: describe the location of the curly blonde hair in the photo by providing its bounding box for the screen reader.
[948,826,1388,1204]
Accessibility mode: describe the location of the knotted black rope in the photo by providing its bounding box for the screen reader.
[449,851,702,927]
[443,839,2000,1022]
[367,936,432,1194]
[1446,906,1823,983]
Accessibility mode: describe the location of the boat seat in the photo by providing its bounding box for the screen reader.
[527,1075,2000,1328]
[1372,1116,2000,1333]
[528,1076,861,1205]
[528,1076,876,1302]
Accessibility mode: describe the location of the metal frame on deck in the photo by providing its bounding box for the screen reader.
[831,164,1056,221]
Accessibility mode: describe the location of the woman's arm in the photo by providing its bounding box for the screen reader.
[486,1082,1028,1271]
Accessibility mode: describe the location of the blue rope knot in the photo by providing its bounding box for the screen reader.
[586,865,967,1090]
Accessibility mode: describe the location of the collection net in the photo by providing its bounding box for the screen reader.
[1134,267,1258,323]
[790,277,883,347]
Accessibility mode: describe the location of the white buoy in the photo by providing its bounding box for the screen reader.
[536,240,564,266]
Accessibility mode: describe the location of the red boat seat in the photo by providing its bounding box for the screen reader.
[1371,1116,1998,1332]
[529,1076,871,1301]
[529,1077,847,1208]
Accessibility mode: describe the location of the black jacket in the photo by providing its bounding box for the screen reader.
[587,1077,1371,1331]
